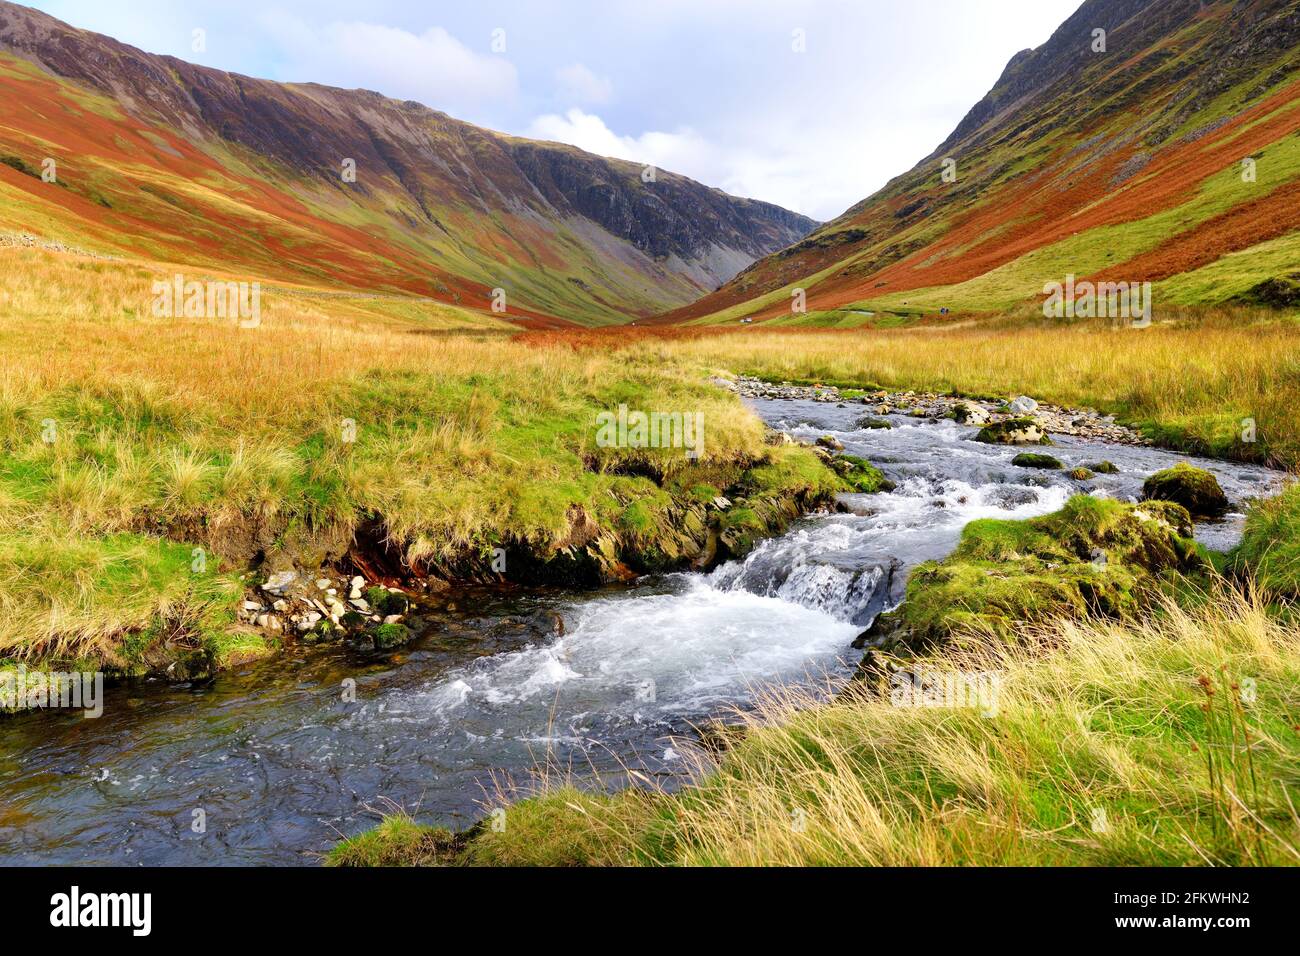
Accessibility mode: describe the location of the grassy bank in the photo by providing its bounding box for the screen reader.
[333,585,1300,867]
[0,249,843,671]
[1235,482,1300,599]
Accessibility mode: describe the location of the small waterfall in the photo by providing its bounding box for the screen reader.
[707,533,899,626]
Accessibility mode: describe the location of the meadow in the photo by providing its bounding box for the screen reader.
[0,249,827,669]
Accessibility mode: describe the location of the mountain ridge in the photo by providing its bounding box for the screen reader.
[0,1,816,326]
[658,0,1300,326]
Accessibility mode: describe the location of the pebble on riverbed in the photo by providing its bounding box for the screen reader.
[241,569,413,651]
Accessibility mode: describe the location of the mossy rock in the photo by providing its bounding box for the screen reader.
[974,418,1053,446]
[374,622,413,650]
[300,619,341,646]
[1141,462,1229,518]
[1068,467,1095,480]
[855,416,892,430]
[716,495,801,559]
[815,435,844,451]
[1011,452,1063,470]
[1085,461,1119,474]
[828,454,895,493]
[952,402,989,425]
[860,495,1202,652]
[366,586,410,616]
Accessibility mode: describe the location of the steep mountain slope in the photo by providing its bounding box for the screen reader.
[0,1,815,326]
[661,0,1300,325]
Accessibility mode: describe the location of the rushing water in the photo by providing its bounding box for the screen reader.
[0,398,1284,865]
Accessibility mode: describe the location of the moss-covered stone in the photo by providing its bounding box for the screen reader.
[1141,462,1229,518]
[366,587,410,616]
[975,418,1053,446]
[855,416,893,430]
[860,495,1203,652]
[1011,452,1063,470]
[1068,467,1095,480]
[373,622,413,650]
[1085,461,1119,474]
[827,454,896,493]
[300,619,341,646]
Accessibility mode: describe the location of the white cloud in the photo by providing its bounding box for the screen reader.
[259,14,517,115]
[526,109,701,166]
[555,63,613,105]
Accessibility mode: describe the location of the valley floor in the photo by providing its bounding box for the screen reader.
[2,247,1298,866]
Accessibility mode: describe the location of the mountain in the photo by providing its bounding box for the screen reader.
[0,2,816,327]
[659,0,1300,325]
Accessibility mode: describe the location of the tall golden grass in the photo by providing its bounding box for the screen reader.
[0,250,774,661]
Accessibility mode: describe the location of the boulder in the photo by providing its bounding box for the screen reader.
[261,570,298,596]
[1141,462,1229,518]
[373,622,413,650]
[816,435,845,451]
[953,402,990,426]
[1012,452,1063,470]
[829,454,895,493]
[974,418,1053,446]
[1008,396,1039,414]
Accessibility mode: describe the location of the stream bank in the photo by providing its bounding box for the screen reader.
[0,389,1285,864]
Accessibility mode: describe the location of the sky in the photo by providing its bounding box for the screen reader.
[26,0,1083,221]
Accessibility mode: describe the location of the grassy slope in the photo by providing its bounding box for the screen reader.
[673,5,1300,326]
[0,248,845,670]
[1234,483,1300,599]
[0,51,773,328]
